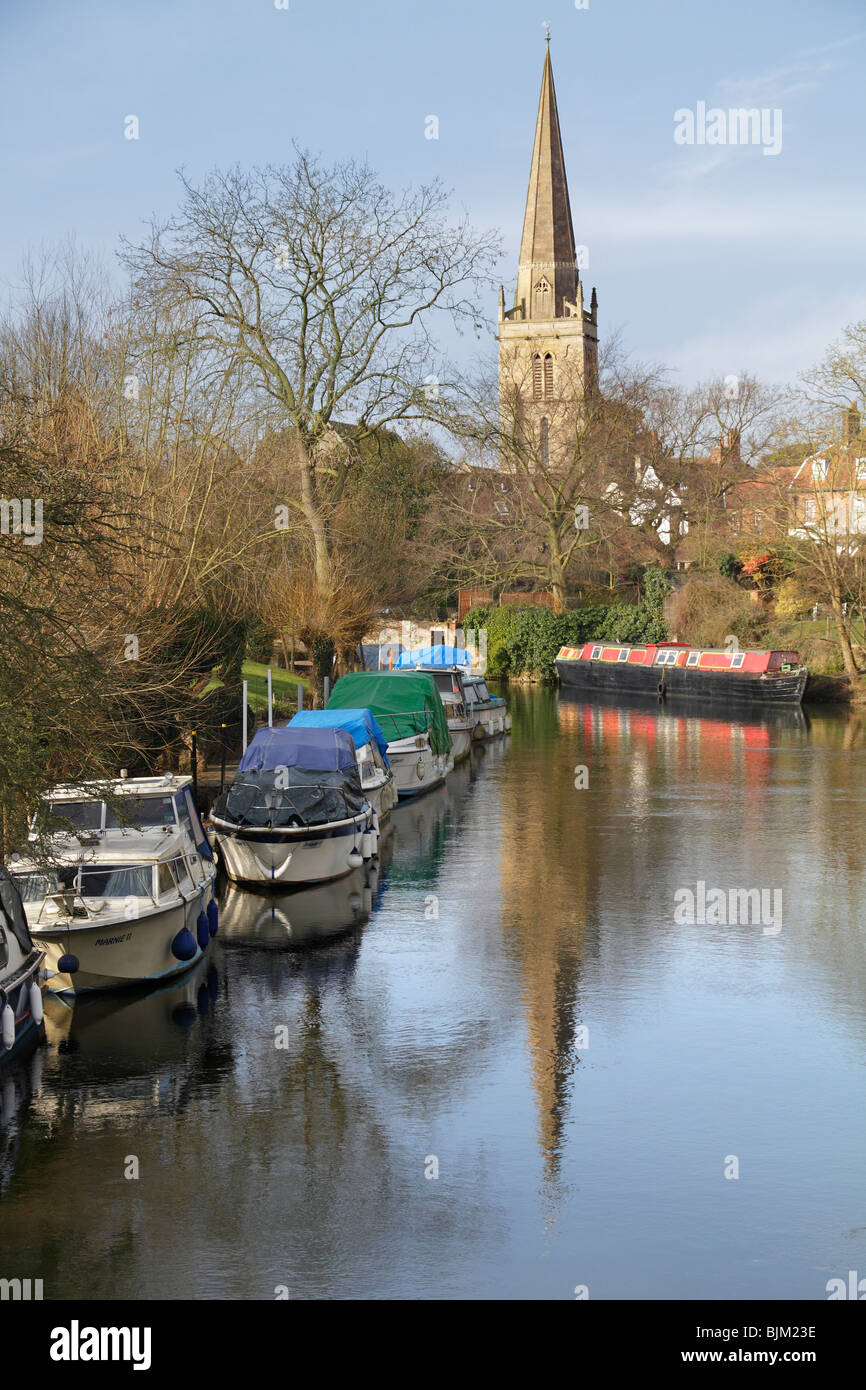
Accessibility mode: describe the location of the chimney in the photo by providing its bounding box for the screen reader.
[725,429,741,463]
[843,402,861,445]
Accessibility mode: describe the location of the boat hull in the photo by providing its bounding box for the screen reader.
[387,739,453,798]
[1,948,45,1063]
[447,720,473,763]
[365,776,398,821]
[32,893,214,995]
[556,658,808,706]
[213,811,373,886]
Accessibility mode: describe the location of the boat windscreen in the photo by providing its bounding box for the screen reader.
[74,865,152,898]
[45,800,102,832]
[105,796,176,830]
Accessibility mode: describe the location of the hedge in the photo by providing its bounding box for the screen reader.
[463,601,669,683]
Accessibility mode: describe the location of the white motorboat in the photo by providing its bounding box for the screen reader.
[461,673,511,740]
[11,776,217,995]
[0,869,45,1060]
[326,671,454,799]
[288,708,398,820]
[394,663,474,762]
[210,725,378,887]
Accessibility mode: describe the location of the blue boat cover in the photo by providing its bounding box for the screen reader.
[289,709,390,765]
[238,725,357,774]
[395,645,472,668]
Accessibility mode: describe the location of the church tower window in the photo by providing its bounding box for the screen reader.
[532,354,542,400]
[543,353,554,398]
[533,278,551,318]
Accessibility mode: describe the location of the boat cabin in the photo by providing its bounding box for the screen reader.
[557,643,802,674]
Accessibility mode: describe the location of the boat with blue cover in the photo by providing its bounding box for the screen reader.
[289,708,397,821]
[326,671,453,797]
[210,725,378,887]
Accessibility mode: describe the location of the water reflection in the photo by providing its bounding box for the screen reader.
[0,696,864,1299]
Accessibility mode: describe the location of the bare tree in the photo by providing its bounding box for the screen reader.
[122,154,500,643]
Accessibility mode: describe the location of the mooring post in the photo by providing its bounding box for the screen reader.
[219,723,227,794]
[191,730,198,801]
[242,679,248,753]
[267,667,273,728]
[324,676,330,704]
[297,683,303,712]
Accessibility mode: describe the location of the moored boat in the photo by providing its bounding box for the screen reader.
[327,671,453,797]
[394,658,474,762]
[11,776,217,995]
[555,641,809,705]
[461,673,512,739]
[288,708,398,819]
[0,869,45,1061]
[210,725,377,886]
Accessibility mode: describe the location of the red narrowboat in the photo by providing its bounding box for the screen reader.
[555,642,808,706]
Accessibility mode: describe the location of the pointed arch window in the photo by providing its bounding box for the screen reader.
[543,353,554,398]
[533,277,551,318]
[540,417,550,468]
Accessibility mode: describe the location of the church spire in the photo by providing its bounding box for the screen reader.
[515,39,579,320]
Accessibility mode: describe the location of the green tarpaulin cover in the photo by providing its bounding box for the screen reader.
[327,672,452,756]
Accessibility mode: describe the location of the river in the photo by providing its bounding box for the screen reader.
[1,688,864,1300]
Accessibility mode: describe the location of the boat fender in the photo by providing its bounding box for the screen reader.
[361,831,374,859]
[171,927,197,962]
[196,911,210,952]
[58,953,79,975]
[347,848,363,869]
[29,982,43,1027]
[1,1003,14,1050]
[657,674,666,698]
[416,759,425,780]
[207,898,219,937]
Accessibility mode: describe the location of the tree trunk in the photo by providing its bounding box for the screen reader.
[298,445,331,594]
[830,581,861,681]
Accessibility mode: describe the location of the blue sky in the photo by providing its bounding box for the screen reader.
[1,0,864,388]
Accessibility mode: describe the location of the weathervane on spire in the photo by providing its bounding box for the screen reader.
[542,20,551,43]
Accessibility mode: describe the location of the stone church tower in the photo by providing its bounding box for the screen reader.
[498,37,598,470]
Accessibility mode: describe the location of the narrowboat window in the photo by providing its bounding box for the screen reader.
[731,652,746,669]
[617,648,629,662]
[686,652,700,667]
[590,645,602,660]
[656,651,669,665]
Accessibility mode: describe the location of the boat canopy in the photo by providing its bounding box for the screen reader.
[395,645,472,669]
[327,672,452,755]
[238,726,357,774]
[289,709,390,764]
[215,727,365,829]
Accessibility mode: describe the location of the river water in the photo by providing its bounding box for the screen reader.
[1,688,864,1300]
